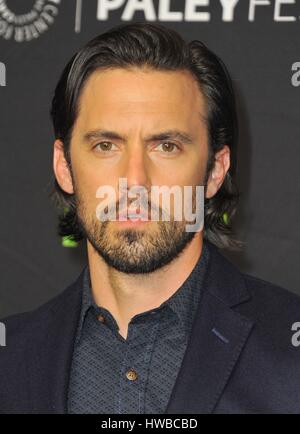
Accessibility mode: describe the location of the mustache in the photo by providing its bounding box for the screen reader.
[97,200,171,220]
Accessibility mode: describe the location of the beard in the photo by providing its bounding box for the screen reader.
[73,187,199,275]
[79,218,195,275]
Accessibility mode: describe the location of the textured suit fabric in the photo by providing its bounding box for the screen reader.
[1,240,300,414]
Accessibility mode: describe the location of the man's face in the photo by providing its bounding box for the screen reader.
[59,67,211,274]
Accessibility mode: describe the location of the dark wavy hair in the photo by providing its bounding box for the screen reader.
[50,22,242,250]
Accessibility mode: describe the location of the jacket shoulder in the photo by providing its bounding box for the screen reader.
[0,267,85,342]
[237,271,300,349]
[243,272,300,312]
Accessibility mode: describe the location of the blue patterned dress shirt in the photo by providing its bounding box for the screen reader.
[67,241,210,414]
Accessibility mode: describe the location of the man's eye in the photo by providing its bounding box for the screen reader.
[93,142,117,152]
[155,142,180,153]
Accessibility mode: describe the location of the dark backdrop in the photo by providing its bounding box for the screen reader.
[0,0,299,318]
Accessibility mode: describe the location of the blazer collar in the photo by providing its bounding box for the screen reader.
[28,268,84,414]
[165,241,254,413]
[28,241,254,414]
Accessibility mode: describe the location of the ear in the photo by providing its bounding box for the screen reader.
[53,139,74,194]
[205,145,230,199]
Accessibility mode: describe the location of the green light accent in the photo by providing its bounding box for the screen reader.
[222,212,229,225]
[63,206,70,216]
[62,235,78,248]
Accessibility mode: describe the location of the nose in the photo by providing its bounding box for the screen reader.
[120,141,152,192]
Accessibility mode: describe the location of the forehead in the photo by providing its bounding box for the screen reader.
[75,67,207,133]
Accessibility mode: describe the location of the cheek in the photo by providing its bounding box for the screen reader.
[190,163,207,186]
[72,166,104,214]
[71,148,120,191]
[189,150,208,185]
[71,151,104,192]
[172,161,206,188]
[174,145,208,186]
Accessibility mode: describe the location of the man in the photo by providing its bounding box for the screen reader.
[0,22,300,414]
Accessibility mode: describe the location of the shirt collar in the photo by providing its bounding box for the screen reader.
[158,241,210,336]
[76,241,210,340]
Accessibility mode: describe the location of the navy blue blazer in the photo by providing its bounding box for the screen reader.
[1,241,300,414]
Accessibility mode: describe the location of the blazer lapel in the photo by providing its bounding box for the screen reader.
[165,243,255,414]
[28,267,85,414]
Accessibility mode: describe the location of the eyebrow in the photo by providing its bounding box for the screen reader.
[82,129,196,145]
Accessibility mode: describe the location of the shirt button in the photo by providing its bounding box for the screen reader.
[97,314,105,323]
[126,369,138,381]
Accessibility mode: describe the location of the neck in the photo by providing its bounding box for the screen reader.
[86,232,203,339]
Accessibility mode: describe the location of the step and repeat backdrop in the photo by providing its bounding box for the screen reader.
[0,0,299,317]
